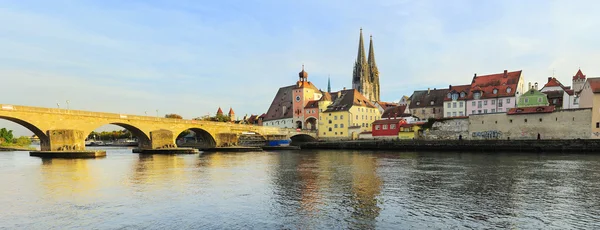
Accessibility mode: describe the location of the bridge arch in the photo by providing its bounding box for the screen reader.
[175,127,217,149]
[84,122,151,149]
[290,133,317,143]
[0,115,49,148]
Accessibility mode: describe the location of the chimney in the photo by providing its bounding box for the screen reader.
[449,85,452,90]
[528,82,532,89]
[503,70,508,78]
[535,82,538,90]
[474,73,477,78]
[427,88,430,95]
[548,77,552,83]
[343,87,346,90]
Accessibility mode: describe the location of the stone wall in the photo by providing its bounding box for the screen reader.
[423,118,469,140]
[150,129,175,149]
[47,129,85,151]
[468,108,591,140]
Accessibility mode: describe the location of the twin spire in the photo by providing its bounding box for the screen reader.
[352,28,380,102]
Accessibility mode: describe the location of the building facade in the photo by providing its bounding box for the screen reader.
[540,73,581,109]
[517,87,549,107]
[408,88,449,120]
[578,77,600,138]
[352,28,380,102]
[319,89,380,139]
[291,66,322,129]
[443,84,470,118]
[466,70,525,115]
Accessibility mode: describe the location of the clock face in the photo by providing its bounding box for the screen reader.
[295,96,301,102]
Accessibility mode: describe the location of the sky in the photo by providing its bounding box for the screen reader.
[2,0,600,136]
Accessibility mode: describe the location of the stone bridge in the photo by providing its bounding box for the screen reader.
[0,104,317,151]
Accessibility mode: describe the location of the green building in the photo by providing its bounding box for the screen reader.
[517,87,549,107]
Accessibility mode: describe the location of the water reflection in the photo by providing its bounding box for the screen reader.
[1,149,600,229]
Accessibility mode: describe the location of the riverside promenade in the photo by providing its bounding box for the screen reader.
[299,139,600,153]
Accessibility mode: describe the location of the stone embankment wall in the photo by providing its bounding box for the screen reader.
[301,139,600,153]
[423,118,469,140]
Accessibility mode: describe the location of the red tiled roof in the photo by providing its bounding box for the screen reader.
[573,69,586,80]
[544,77,567,88]
[400,124,414,128]
[565,89,574,95]
[323,89,377,112]
[381,105,409,119]
[444,84,471,101]
[376,101,398,110]
[373,118,407,125]
[216,107,223,115]
[304,100,319,109]
[507,106,555,115]
[467,70,522,100]
[588,78,600,93]
[295,81,319,91]
[228,107,235,115]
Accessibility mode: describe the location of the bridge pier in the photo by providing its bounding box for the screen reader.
[132,129,198,154]
[30,129,106,158]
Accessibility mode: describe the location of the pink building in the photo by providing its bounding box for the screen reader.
[466,70,525,116]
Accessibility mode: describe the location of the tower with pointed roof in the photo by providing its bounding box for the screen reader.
[228,107,235,121]
[573,69,587,93]
[368,34,380,102]
[352,28,380,102]
[352,28,373,101]
[216,107,223,116]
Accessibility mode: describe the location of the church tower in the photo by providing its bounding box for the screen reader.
[367,35,380,102]
[352,28,372,101]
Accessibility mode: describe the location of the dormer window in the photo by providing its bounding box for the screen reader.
[493,89,498,94]
[430,100,435,105]
[506,87,512,93]
[451,93,459,101]
[460,92,466,98]
[473,92,481,100]
[447,93,452,98]
[416,101,420,105]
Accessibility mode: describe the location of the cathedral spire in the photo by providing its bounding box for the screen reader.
[352,28,371,100]
[368,34,380,102]
[327,75,331,93]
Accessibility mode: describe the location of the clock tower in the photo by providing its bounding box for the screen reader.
[292,65,322,129]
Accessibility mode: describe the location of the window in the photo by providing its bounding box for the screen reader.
[340,124,344,128]
[478,101,482,108]
[356,115,358,119]
[447,112,451,117]
[383,125,388,130]
[334,116,338,120]
[390,124,397,129]
[430,101,435,105]
[416,101,420,105]
[328,120,332,124]
[474,92,481,99]
[452,112,457,117]
[538,98,542,103]
[597,122,600,128]
[375,125,381,130]
[340,115,344,119]
[447,93,452,98]
[493,89,498,94]
[539,118,543,122]
[491,109,495,113]
[472,110,475,114]
[524,119,528,123]
[498,108,502,112]
[459,111,464,116]
[509,119,513,123]
[499,100,503,107]
[524,98,529,103]
[334,124,338,128]
[328,127,332,131]
[432,108,436,114]
[459,102,464,107]
[447,103,451,108]
[484,100,488,105]
[453,102,457,108]
[341,132,343,135]
[335,132,337,135]
[482,121,484,124]
[478,110,482,114]
[491,100,495,105]
[506,87,512,93]
[472,101,476,106]
[507,98,511,104]
[484,109,488,113]
[461,92,466,98]
[422,109,425,114]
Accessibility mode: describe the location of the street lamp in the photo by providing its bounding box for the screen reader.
[56,103,60,109]
[66,100,70,110]
[145,111,148,116]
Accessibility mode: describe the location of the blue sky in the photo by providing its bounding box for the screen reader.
[2,0,600,136]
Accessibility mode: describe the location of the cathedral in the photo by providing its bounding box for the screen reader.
[352,28,380,102]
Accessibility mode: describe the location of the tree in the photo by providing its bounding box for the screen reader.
[0,128,13,143]
[165,114,183,119]
[14,136,31,146]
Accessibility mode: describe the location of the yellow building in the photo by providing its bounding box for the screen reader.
[398,123,421,139]
[579,77,600,138]
[318,89,380,139]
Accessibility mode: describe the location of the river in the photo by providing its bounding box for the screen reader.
[1,148,599,229]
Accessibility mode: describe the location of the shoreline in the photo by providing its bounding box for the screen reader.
[299,139,600,153]
[0,145,35,151]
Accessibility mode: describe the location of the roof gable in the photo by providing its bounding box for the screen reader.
[409,88,450,108]
[323,89,377,112]
[263,85,295,121]
[468,70,522,99]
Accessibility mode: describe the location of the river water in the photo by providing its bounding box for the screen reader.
[1,148,599,229]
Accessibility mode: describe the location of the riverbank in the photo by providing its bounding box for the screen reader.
[299,139,600,153]
[0,145,35,151]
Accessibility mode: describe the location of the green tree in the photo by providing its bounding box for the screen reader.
[165,114,183,119]
[0,128,14,143]
[14,136,31,146]
[212,114,231,122]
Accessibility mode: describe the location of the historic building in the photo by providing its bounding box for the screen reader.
[540,70,585,110]
[578,77,600,138]
[375,101,398,114]
[372,106,420,139]
[517,85,549,108]
[352,28,380,102]
[303,100,319,130]
[466,70,525,115]
[443,84,470,118]
[408,88,449,120]
[228,107,235,121]
[319,89,380,139]
[263,66,322,129]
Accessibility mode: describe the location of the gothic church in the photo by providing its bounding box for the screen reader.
[352,28,380,102]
